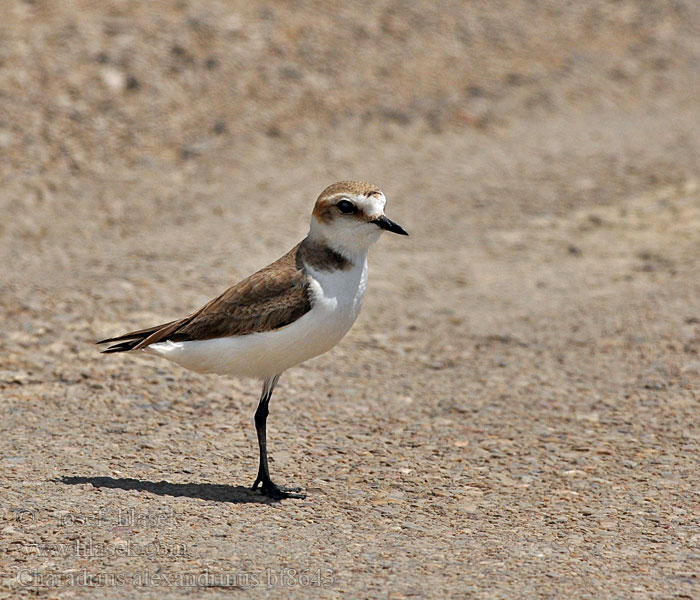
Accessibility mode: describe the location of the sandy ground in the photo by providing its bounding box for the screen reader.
[2,1,700,598]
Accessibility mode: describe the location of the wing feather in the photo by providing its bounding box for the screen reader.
[98,242,312,353]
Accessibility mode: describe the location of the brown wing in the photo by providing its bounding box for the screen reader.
[99,242,312,353]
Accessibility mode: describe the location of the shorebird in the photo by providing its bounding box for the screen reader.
[98,181,408,499]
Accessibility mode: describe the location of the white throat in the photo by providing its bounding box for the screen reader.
[308,217,380,261]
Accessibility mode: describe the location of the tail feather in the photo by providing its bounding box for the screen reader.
[100,340,142,354]
[97,320,178,353]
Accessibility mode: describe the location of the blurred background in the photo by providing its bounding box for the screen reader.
[3,2,699,186]
[2,2,700,597]
[3,0,699,317]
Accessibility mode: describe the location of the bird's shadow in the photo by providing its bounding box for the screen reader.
[59,476,274,504]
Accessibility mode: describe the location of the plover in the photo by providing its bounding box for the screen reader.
[98,181,408,499]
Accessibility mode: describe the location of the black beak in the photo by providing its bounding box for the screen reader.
[374,215,408,236]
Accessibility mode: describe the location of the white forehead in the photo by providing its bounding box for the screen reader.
[353,192,386,218]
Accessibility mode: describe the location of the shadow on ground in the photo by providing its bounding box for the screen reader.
[59,476,273,504]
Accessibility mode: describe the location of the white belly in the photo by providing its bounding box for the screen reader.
[146,257,368,380]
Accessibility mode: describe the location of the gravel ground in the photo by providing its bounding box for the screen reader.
[2,2,700,598]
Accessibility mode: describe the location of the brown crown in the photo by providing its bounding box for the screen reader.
[313,181,382,224]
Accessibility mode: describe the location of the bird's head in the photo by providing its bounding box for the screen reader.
[309,181,408,257]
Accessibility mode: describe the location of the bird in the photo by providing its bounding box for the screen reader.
[98,181,408,499]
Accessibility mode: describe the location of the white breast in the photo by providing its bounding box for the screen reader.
[145,256,369,380]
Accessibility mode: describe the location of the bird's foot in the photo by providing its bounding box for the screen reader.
[252,476,305,499]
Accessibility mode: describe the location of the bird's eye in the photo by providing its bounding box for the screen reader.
[337,199,357,214]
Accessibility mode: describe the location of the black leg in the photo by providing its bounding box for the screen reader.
[251,376,305,499]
